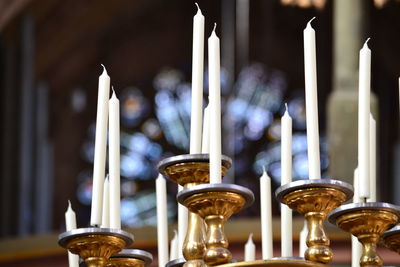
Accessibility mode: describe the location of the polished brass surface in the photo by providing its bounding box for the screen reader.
[182,190,247,266]
[334,209,398,267]
[282,187,347,264]
[382,226,400,255]
[218,258,328,267]
[106,258,145,267]
[66,234,126,267]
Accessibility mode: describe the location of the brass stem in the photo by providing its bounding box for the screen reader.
[359,234,383,267]
[183,212,207,267]
[86,257,106,267]
[304,212,332,263]
[204,215,231,266]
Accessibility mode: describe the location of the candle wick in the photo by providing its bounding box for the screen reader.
[262,165,266,174]
[307,17,316,27]
[249,233,253,241]
[212,23,217,33]
[111,86,116,97]
[100,64,107,75]
[195,2,201,14]
[285,103,289,113]
[363,37,371,48]
[68,199,71,209]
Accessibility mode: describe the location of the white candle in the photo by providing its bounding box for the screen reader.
[369,114,376,202]
[299,221,308,257]
[170,230,179,261]
[65,201,79,267]
[109,89,121,229]
[281,104,292,185]
[281,204,293,257]
[178,185,188,258]
[208,24,222,184]
[90,65,110,226]
[260,169,273,259]
[352,167,362,266]
[201,105,210,154]
[353,167,361,203]
[156,174,169,267]
[244,233,256,261]
[303,18,321,180]
[358,39,371,199]
[101,176,110,228]
[190,3,205,154]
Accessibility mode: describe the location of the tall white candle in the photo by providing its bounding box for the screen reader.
[208,24,222,184]
[90,65,110,226]
[281,104,292,185]
[358,39,371,199]
[201,105,210,153]
[299,221,308,257]
[369,114,376,202]
[352,168,362,266]
[244,233,256,261]
[303,18,321,180]
[101,176,110,228]
[170,230,179,261]
[65,201,79,267]
[109,89,121,229]
[178,185,188,258]
[260,169,273,259]
[190,3,205,154]
[156,174,169,267]
[281,205,292,257]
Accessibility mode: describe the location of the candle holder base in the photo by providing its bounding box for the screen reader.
[158,154,232,267]
[105,249,153,267]
[382,225,400,255]
[217,257,328,267]
[166,258,186,267]
[58,228,134,267]
[178,184,254,266]
[329,202,400,267]
[275,179,353,264]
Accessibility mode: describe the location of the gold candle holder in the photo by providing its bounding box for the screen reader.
[275,179,353,264]
[58,228,134,267]
[382,225,400,255]
[218,257,329,267]
[177,183,254,266]
[105,249,153,267]
[158,154,232,267]
[329,202,400,267]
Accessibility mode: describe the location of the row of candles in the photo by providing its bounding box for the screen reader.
[155,4,381,267]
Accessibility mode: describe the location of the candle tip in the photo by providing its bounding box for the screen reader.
[248,233,253,241]
[105,174,109,181]
[195,3,201,14]
[262,165,266,174]
[212,23,217,34]
[285,103,289,112]
[111,86,116,97]
[307,17,316,27]
[68,200,71,209]
[100,64,107,75]
[363,38,371,48]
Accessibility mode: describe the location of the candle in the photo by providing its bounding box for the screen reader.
[208,24,222,184]
[299,221,308,257]
[281,205,293,257]
[281,104,292,185]
[65,201,79,267]
[303,17,321,180]
[358,39,371,199]
[170,230,179,261]
[201,105,210,153]
[260,169,273,259]
[352,168,362,266]
[109,89,121,229]
[178,185,188,258]
[244,233,256,261]
[190,3,205,154]
[156,174,169,267]
[90,65,110,226]
[101,176,110,228]
[369,114,376,202]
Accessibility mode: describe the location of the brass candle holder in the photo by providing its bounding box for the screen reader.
[275,179,353,264]
[177,183,254,266]
[329,202,400,267]
[158,154,232,267]
[166,258,186,267]
[58,227,134,267]
[217,257,328,267]
[105,249,153,267]
[382,225,400,255]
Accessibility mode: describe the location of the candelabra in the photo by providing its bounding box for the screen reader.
[58,153,400,267]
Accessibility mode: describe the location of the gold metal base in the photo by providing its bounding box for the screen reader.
[178,184,254,266]
[275,179,353,264]
[158,154,232,267]
[382,225,400,255]
[217,258,328,267]
[105,249,153,267]
[329,202,400,267]
[58,228,134,267]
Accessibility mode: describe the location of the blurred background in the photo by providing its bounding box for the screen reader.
[0,0,400,266]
